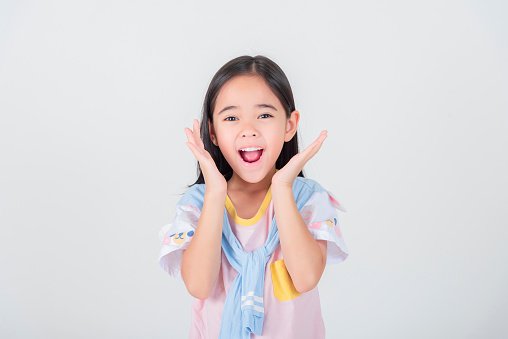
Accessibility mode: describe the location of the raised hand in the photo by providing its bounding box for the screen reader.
[184,119,227,193]
[272,130,328,189]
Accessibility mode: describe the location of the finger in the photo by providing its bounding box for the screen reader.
[306,132,327,160]
[311,131,327,152]
[184,127,198,147]
[186,141,203,162]
[312,130,328,146]
[301,131,328,160]
[284,131,327,170]
[193,119,205,149]
[274,131,328,181]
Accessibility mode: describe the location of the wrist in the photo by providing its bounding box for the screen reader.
[270,182,293,197]
[204,186,227,198]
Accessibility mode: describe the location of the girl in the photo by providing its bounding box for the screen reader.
[158,55,349,339]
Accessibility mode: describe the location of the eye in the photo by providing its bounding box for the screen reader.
[224,116,238,121]
[258,113,272,119]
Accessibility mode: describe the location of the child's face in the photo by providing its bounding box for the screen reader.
[210,75,298,184]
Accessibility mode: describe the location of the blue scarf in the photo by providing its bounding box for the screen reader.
[218,177,326,338]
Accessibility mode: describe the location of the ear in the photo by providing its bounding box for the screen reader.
[209,120,218,146]
[284,110,300,142]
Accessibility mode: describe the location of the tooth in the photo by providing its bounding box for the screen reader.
[240,147,263,152]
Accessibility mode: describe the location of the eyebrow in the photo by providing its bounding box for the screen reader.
[217,104,277,115]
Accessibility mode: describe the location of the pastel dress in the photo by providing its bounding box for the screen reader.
[158,177,349,338]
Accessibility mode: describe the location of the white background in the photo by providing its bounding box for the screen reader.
[1,1,507,338]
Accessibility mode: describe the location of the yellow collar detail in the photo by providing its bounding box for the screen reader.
[225,188,272,226]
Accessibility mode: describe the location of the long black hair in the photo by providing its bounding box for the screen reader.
[191,55,304,186]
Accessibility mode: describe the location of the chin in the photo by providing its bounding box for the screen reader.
[235,168,275,185]
[237,173,266,184]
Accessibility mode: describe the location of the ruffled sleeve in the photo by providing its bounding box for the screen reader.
[300,190,349,264]
[158,184,205,280]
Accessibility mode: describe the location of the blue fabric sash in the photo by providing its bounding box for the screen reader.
[218,177,325,338]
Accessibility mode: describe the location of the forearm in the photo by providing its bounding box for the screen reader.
[181,189,226,299]
[272,184,326,293]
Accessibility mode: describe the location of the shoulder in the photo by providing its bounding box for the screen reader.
[291,177,329,209]
[293,177,327,193]
[176,184,207,210]
[295,177,347,212]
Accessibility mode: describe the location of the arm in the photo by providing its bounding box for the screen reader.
[181,119,227,299]
[181,190,225,299]
[271,129,329,293]
[272,185,327,293]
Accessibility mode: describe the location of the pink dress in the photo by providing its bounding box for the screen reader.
[158,187,349,338]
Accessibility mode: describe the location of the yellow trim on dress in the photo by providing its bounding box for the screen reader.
[270,259,301,301]
[225,187,272,226]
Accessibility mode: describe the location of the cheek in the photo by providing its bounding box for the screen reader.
[268,125,287,145]
[215,127,232,145]
[214,129,236,158]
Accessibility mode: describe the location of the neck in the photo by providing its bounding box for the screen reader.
[227,167,276,194]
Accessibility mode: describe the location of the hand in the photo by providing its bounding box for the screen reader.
[272,130,328,189]
[185,119,227,193]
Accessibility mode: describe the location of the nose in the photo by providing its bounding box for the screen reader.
[241,122,258,138]
[242,130,257,137]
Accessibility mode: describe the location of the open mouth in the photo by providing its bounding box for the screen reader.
[238,147,264,164]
